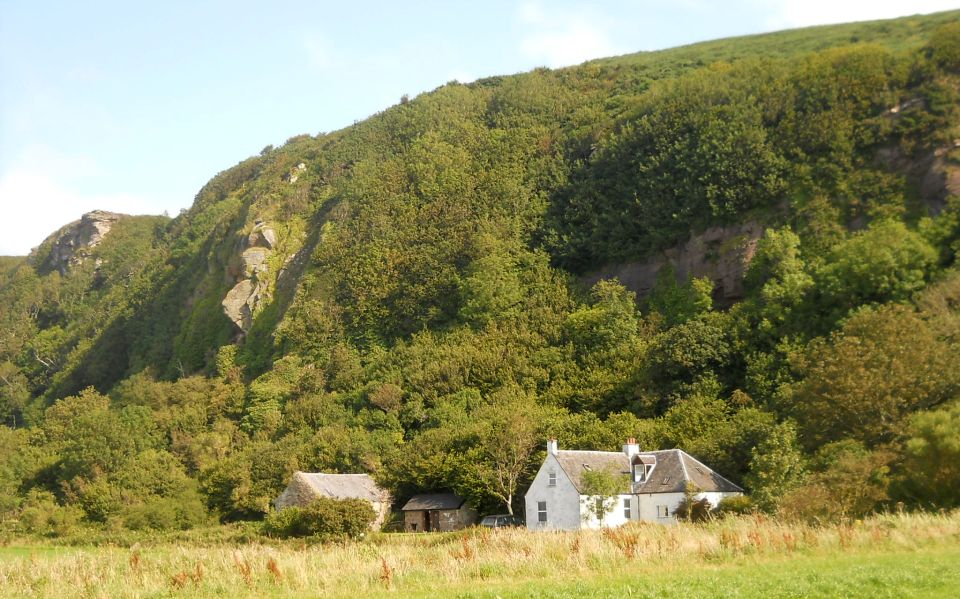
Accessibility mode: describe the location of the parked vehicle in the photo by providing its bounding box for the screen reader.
[479,514,523,528]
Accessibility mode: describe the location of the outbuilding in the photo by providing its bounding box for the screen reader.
[274,471,392,530]
[401,493,477,532]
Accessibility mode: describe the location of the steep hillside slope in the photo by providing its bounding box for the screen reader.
[1,12,960,528]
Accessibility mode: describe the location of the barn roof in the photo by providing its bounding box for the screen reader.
[553,449,742,495]
[401,493,466,511]
[293,472,387,502]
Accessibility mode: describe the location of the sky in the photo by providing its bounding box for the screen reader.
[1,1,958,255]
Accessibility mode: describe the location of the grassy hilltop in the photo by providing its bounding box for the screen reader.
[0,10,959,541]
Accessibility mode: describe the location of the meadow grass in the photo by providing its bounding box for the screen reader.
[0,511,957,598]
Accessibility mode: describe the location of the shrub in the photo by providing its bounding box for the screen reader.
[715,495,754,517]
[673,497,714,522]
[17,490,84,536]
[264,497,375,539]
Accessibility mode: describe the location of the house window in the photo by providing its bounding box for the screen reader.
[623,498,632,519]
[657,505,669,518]
[538,501,547,523]
[548,471,557,487]
[633,464,644,483]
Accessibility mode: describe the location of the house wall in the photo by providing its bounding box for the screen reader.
[524,452,582,530]
[578,493,634,529]
[440,506,477,531]
[369,500,390,531]
[634,491,742,524]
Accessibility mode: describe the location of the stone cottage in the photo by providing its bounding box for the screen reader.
[275,471,392,530]
[401,493,477,532]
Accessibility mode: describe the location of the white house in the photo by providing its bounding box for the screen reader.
[524,438,743,530]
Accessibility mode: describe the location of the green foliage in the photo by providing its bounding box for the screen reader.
[1,11,960,532]
[745,421,806,512]
[927,22,960,71]
[791,304,960,447]
[896,402,960,509]
[813,221,937,323]
[645,266,713,327]
[264,497,375,539]
[714,494,754,517]
[673,495,713,523]
[580,467,628,526]
[778,441,893,522]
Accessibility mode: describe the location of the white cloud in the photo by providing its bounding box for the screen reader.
[762,0,959,28]
[0,148,161,255]
[516,1,623,68]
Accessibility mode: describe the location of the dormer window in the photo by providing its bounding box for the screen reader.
[631,454,657,483]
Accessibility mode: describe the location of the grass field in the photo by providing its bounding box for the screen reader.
[1,512,957,598]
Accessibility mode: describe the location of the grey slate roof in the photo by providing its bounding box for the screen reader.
[295,472,387,502]
[401,493,466,511]
[553,449,742,495]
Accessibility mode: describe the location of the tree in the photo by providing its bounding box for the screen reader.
[580,467,628,527]
[791,304,960,447]
[470,388,542,515]
[814,220,937,323]
[896,403,960,509]
[778,441,892,522]
[744,421,806,513]
[645,265,713,327]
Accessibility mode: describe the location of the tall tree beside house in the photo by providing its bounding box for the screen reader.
[580,467,628,527]
[468,387,542,516]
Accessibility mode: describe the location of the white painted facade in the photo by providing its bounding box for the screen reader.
[524,450,582,530]
[524,440,743,530]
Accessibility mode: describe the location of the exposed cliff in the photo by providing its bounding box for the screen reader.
[43,210,124,275]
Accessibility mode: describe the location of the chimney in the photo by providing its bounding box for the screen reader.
[623,438,639,458]
[547,438,558,455]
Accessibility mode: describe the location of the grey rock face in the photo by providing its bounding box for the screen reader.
[221,220,278,332]
[46,210,123,275]
[582,221,765,306]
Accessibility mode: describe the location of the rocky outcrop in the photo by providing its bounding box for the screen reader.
[876,139,960,216]
[45,210,123,275]
[582,222,765,306]
[221,221,278,332]
[284,162,307,184]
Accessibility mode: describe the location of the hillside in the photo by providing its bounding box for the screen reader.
[1,11,960,531]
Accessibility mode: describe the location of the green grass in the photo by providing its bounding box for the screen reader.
[433,544,960,599]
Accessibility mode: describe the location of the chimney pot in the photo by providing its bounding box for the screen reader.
[547,438,558,455]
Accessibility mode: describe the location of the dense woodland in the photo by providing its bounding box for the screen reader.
[2,12,960,535]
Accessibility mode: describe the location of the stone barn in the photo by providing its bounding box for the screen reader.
[274,472,392,530]
[401,493,477,532]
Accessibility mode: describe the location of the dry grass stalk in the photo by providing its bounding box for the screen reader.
[128,549,141,575]
[379,556,393,590]
[266,557,282,585]
[170,571,189,590]
[233,550,253,587]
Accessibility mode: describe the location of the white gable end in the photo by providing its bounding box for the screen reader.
[524,452,581,530]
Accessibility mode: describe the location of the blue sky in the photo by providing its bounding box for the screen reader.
[1,1,957,254]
